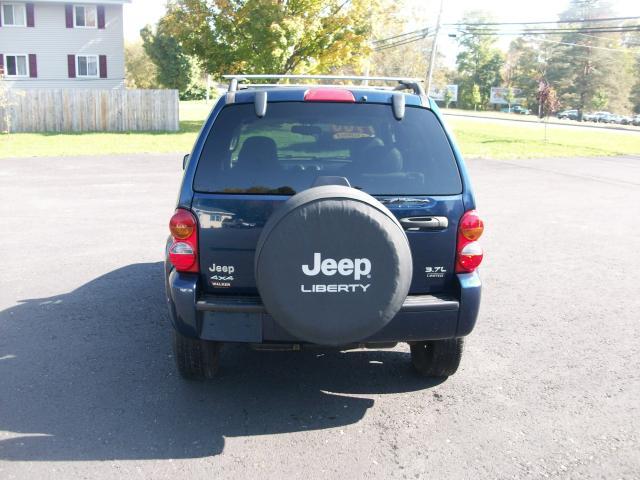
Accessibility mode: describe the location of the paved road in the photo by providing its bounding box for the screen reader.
[1,154,639,479]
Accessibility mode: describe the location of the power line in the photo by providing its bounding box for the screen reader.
[462,24,640,33]
[374,33,432,51]
[576,31,615,41]
[374,22,640,48]
[444,16,640,26]
[373,17,640,52]
[534,36,638,52]
[456,26,640,36]
[372,27,429,45]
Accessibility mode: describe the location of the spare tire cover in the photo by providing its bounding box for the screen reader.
[255,185,412,345]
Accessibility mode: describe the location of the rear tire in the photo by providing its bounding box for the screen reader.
[173,330,221,380]
[410,338,464,378]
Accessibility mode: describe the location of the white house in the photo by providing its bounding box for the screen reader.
[0,0,129,88]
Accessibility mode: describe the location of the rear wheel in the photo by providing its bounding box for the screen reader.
[410,338,464,378]
[172,330,221,380]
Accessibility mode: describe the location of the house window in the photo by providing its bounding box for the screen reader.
[4,54,29,77]
[76,55,98,77]
[1,3,27,26]
[74,4,96,28]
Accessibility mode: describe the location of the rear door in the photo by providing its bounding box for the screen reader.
[192,101,464,296]
[383,196,464,294]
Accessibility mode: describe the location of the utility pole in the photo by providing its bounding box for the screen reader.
[426,0,444,96]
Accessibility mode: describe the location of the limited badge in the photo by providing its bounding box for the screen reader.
[425,266,447,278]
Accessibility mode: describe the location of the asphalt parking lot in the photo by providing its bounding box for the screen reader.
[1,154,639,479]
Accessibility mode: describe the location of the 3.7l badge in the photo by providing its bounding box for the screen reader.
[425,266,447,278]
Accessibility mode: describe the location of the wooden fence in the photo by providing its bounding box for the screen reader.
[0,88,179,132]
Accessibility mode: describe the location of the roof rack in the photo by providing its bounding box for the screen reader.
[243,83,396,90]
[222,74,425,97]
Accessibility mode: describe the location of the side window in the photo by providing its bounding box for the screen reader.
[1,3,26,26]
[4,54,28,77]
[76,55,98,77]
[74,4,96,27]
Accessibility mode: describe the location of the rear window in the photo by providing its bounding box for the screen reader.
[193,102,461,196]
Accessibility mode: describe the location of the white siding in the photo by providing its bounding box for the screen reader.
[0,2,125,89]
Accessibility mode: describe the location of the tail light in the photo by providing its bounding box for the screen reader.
[168,209,198,273]
[455,210,484,273]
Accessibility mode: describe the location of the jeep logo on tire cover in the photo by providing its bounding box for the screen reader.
[300,252,371,293]
[254,185,412,345]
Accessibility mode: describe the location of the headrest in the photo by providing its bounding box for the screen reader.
[236,136,278,171]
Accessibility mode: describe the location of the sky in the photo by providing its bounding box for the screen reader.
[414,0,640,64]
[123,0,640,59]
[123,0,640,40]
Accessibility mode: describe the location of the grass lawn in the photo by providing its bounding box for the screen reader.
[441,107,640,131]
[1,100,639,159]
[447,118,640,159]
[0,101,214,159]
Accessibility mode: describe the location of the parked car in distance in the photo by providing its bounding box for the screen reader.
[632,115,640,126]
[582,112,597,122]
[557,109,579,120]
[593,111,614,123]
[501,105,531,115]
[165,74,483,381]
[608,114,625,124]
[620,115,634,125]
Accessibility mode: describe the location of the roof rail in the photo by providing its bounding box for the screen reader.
[223,74,426,97]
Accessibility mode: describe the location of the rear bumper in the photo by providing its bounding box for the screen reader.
[165,268,481,344]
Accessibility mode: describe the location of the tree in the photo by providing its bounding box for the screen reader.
[546,0,635,116]
[140,23,191,91]
[537,80,560,118]
[592,89,608,110]
[443,87,453,108]
[124,42,160,89]
[631,57,640,113]
[504,87,515,110]
[471,84,481,111]
[503,37,550,111]
[161,0,376,77]
[628,34,640,113]
[364,0,453,84]
[455,11,504,110]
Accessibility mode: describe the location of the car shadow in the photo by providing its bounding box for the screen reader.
[0,262,441,461]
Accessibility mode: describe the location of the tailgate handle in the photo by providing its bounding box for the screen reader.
[399,216,448,231]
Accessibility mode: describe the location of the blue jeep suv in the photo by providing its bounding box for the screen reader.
[165,75,483,380]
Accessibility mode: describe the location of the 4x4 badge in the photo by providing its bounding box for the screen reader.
[209,263,235,288]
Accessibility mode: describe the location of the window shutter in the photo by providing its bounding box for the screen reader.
[67,55,76,78]
[65,5,73,28]
[97,5,105,29]
[29,54,37,77]
[99,55,107,78]
[26,3,35,27]
[0,55,4,76]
